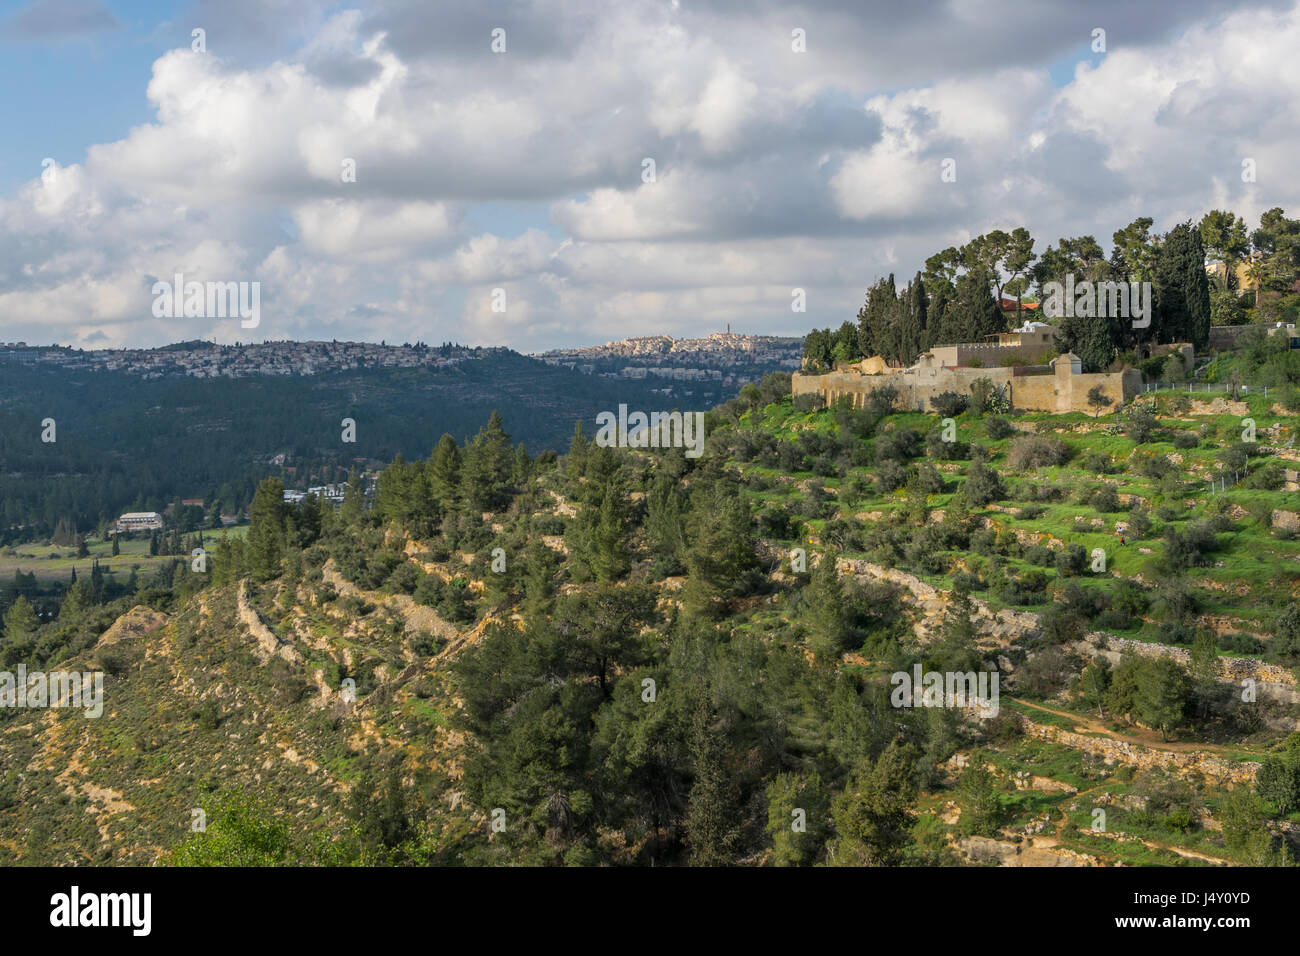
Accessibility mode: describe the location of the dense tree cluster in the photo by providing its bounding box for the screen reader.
[803,210,1300,375]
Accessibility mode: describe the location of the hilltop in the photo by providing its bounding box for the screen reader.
[0,348,673,543]
[533,331,803,403]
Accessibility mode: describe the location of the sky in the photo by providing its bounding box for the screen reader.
[0,0,1296,353]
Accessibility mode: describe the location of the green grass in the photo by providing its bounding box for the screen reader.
[0,527,248,581]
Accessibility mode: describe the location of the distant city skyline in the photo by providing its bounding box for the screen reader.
[2,0,1298,352]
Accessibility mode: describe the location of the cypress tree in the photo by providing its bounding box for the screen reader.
[898,272,927,366]
[1154,222,1211,349]
[923,281,953,351]
[685,695,741,866]
[944,268,1005,345]
[856,274,898,361]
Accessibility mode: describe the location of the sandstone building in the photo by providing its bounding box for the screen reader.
[793,351,1142,414]
[925,320,1058,369]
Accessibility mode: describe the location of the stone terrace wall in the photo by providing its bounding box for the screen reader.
[792,364,1139,414]
[1019,717,1260,785]
[1208,325,1254,350]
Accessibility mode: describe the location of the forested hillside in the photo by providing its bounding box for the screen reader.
[0,351,668,541]
[3,369,1299,867]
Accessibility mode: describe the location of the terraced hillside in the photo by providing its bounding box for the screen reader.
[2,376,1298,866]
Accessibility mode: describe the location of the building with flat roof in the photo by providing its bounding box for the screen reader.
[113,511,164,534]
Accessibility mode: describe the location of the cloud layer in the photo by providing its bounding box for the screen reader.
[2,0,1298,350]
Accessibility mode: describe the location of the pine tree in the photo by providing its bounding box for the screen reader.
[375,453,418,525]
[1079,657,1110,716]
[1134,657,1189,741]
[340,469,365,526]
[766,771,830,866]
[2,595,39,643]
[461,412,514,512]
[247,477,287,582]
[829,739,918,866]
[427,434,461,505]
[956,752,1002,836]
[566,422,589,479]
[805,552,848,661]
[644,473,686,575]
[511,443,531,486]
[1189,630,1220,719]
[682,483,759,618]
[522,539,559,619]
[931,586,983,673]
[590,482,630,582]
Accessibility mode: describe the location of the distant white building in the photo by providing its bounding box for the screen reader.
[114,512,164,533]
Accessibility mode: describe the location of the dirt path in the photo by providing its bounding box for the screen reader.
[1009,697,1260,757]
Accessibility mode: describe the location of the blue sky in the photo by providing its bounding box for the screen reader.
[0,0,1295,352]
[0,2,162,194]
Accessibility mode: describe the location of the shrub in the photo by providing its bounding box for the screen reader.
[1126,404,1159,443]
[876,459,908,493]
[1006,436,1071,470]
[913,463,947,495]
[998,569,1049,605]
[1218,632,1264,655]
[793,393,824,413]
[875,428,923,462]
[969,528,998,556]
[1054,544,1088,577]
[387,561,421,595]
[969,378,1010,415]
[985,416,1014,440]
[1172,430,1199,450]
[1218,442,1254,471]
[1090,485,1122,513]
[1094,608,1136,631]
[963,459,1005,506]
[1163,520,1219,572]
[867,386,900,417]
[1024,545,1054,566]
[1081,451,1112,474]
[1138,454,1175,480]
[930,391,970,417]
[926,431,969,461]
[1126,507,1152,540]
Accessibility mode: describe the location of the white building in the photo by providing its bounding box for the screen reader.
[114,512,164,533]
